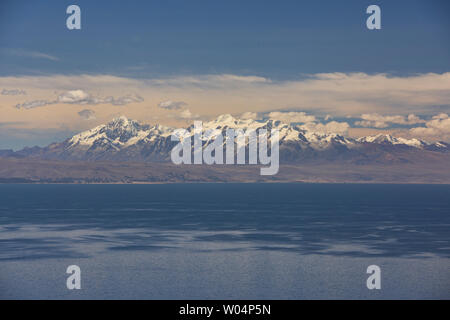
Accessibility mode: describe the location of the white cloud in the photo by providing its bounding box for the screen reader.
[179,109,198,119]
[240,112,259,120]
[410,113,450,141]
[157,100,198,120]
[147,74,269,88]
[103,94,144,106]
[4,48,59,61]
[26,51,59,61]
[3,72,450,116]
[268,111,316,124]
[158,100,187,110]
[355,113,425,128]
[212,74,269,83]
[300,121,350,135]
[15,90,144,109]
[58,90,91,103]
[266,111,348,135]
[2,73,450,136]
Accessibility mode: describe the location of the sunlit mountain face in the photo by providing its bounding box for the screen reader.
[5,115,448,164]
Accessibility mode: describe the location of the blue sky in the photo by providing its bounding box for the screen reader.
[1,0,449,78]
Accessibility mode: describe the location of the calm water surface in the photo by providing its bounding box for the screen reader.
[0,184,449,299]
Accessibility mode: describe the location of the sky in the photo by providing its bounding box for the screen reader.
[0,0,450,149]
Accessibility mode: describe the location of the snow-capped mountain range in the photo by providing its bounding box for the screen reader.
[9,115,449,164]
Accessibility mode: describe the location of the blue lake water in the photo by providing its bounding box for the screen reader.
[0,183,449,299]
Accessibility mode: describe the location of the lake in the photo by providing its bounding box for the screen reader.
[0,183,449,299]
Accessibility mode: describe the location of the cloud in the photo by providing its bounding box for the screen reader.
[57,90,91,103]
[410,113,450,141]
[2,89,26,95]
[3,48,59,61]
[142,72,450,116]
[157,99,198,120]
[3,72,450,116]
[166,109,199,120]
[147,74,269,89]
[2,72,450,140]
[78,109,96,120]
[179,109,198,119]
[15,90,144,109]
[300,121,350,135]
[15,100,53,109]
[103,94,144,106]
[58,90,144,106]
[268,111,316,123]
[355,113,425,128]
[211,74,269,83]
[158,100,187,110]
[26,51,59,61]
[240,112,259,120]
[264,111,348,135]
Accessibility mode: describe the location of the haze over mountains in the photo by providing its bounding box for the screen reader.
[1,115,449,183]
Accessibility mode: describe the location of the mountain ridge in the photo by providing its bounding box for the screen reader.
[5,115,449,165]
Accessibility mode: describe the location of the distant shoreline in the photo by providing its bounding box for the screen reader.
[2,157,450,184]
[1,181,450,185]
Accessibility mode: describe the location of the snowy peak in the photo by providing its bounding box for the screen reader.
[203,114,269,131]
[66,115,447,151]
[177,115,355,151]
[106,116,140,130]
[357,134,427,148]
[358,134,396,144]
[68,116,168,149]
[214,114,236,124]
[104,116,145,141]
[29,114,447,163]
